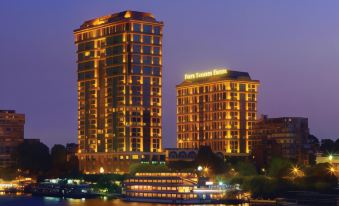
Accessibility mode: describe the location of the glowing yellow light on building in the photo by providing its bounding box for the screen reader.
[184,69,228,80]
[124,11,132,18]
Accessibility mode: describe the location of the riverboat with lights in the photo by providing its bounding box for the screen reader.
[122,172,235,204]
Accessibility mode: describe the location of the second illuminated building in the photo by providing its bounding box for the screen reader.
[177,69,259,155]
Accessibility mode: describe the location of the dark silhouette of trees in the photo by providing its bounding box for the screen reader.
[15,141,51,176]
[195,146,227,174]
[14,142,79,178]
[49,144,67,177]
[320,139,336,153]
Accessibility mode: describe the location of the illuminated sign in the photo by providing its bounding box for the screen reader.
[184,68,228,80]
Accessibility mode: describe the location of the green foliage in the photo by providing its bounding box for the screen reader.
[80,174,126,194]
[235,161,257,176]
[268,157,292,178]
[129,163,170,175]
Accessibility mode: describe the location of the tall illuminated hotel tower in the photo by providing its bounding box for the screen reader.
[177,69,259,155]
[74,11,163,173]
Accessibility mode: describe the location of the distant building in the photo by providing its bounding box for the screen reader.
[73,11,163,173]
[24,139,40,144]
[176,68,260,155]
[252,115,313,166]
[0,110,25,168]
[66,143,78,161]
[165,148,198,162]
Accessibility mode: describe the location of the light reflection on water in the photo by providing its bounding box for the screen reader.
[0,194,249,206]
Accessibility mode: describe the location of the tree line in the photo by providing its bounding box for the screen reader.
[0,141,79,180]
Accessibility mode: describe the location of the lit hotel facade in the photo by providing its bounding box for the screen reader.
[176,69,259,155]
[74,11,163,173]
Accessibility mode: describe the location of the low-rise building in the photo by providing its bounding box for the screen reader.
[0,110,25,168]
[252,115,313,167]
[165,148,198,162]
[66,143,78,161]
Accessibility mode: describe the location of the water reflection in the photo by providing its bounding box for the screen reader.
[0,195,249,206]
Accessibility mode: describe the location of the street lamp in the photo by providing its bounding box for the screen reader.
[329,155,333,161]
[203,167,209,173]
[197,166,203,171]
[291,166,303,177]
[100,167,105,174]
[329,167,335,174]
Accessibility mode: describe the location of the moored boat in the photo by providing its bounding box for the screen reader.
[122,172,237,204]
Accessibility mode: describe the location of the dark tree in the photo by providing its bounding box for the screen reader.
[15,141,51,176]
[66,155,80,177]
[334,138,339,152]
[308,134,320,165]
[50,144,67,177]
[309,134,320,148]
[195,146,226,174]
[320,139,335,153]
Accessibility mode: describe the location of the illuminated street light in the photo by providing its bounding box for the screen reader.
[329,167,335,174]
[329,155,333,161]
[291,166,303,177]
[204,167,209,172]
[197,166,203,171]
[99,167,105,174]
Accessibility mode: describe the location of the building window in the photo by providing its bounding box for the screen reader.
[144,67,152,75]
[153,67,160,76]
[132,66,141,74]
[133,23,141,32]
[143,24,152,34]
[144,35,152,44]
[153,57,160,65]
[143,46,151,54]
[133,34,141,42]
[143,56,152,65]
[133,44,141,53]
[153,47,160,55]
[153,37,160,45]
[152,139,160,152]
[133,55,141,64]
[132,138,141,152]
[154,26,161,35]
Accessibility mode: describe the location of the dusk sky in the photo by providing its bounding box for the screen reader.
[1,1,339,147]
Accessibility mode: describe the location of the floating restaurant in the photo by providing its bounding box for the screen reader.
[123,172,235,204]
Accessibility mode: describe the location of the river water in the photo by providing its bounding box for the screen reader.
[0,194,249,206]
